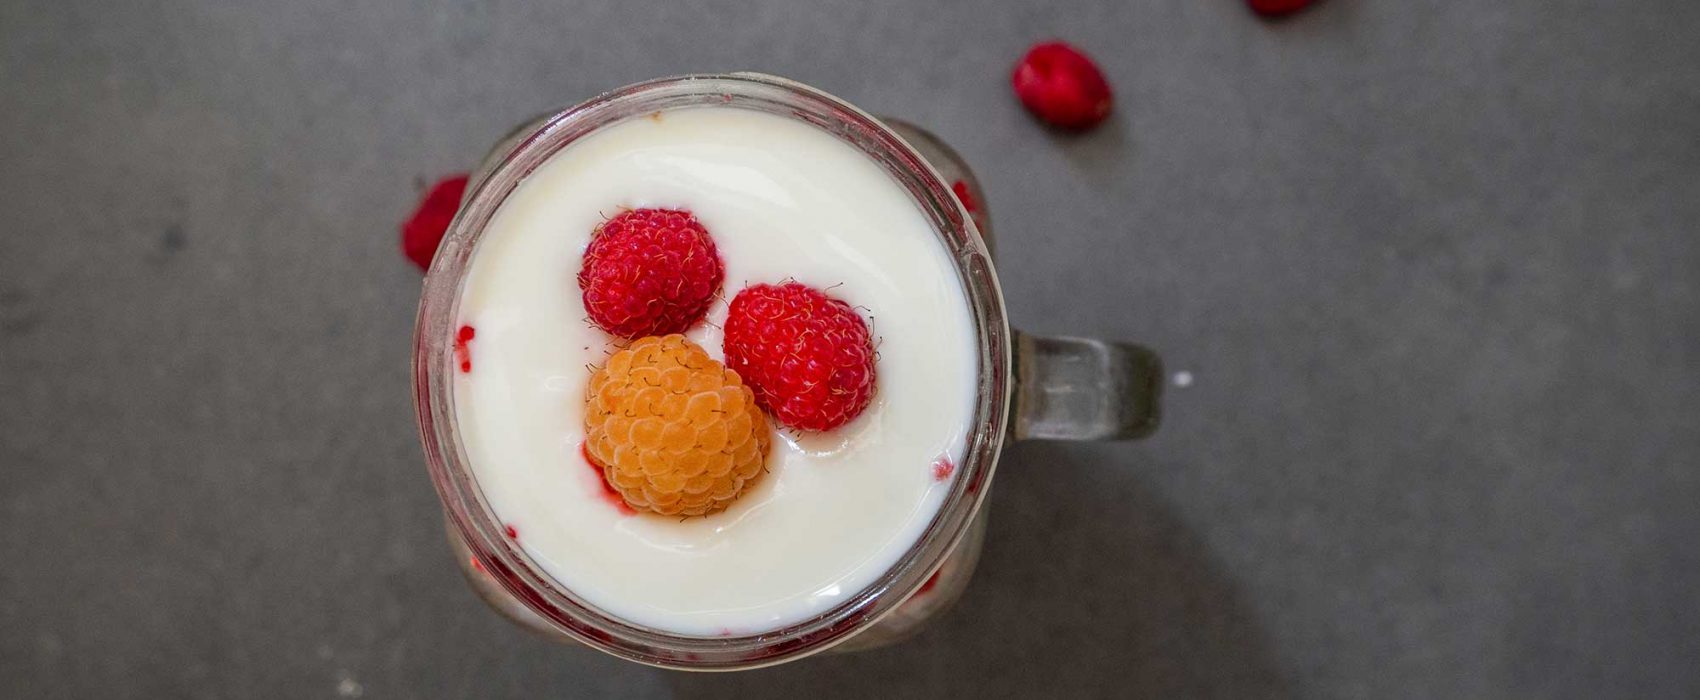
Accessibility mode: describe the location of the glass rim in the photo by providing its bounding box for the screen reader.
[411,72,1012,670]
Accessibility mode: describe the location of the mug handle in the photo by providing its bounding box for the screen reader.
[1012,332,1161,440]
[475,114,1166,443]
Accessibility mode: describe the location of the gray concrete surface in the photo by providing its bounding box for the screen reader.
[3,0,1698,697]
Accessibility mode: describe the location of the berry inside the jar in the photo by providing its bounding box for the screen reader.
[583,335,771,516]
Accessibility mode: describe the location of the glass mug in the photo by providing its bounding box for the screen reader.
[412,73,1161,670]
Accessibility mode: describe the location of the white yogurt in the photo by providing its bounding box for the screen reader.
[452,106,978,635]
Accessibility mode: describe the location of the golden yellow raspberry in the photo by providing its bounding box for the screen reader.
[583,334,771,517]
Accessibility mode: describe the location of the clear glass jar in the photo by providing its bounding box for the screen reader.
[412,73,1161,670]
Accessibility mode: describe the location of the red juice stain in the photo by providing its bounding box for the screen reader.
[581,441,637,516]
[918,570,943,596]
[950,180,979,214]
[503,523,518,540]
[453,324,476,373]
[931,454,955,482]
[469,556,486,574]
[580,627,617,645]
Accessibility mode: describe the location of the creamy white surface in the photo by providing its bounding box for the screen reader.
[452,107,978,635]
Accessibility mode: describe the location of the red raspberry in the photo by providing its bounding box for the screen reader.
[723,282,877,431]
[917,569,943,596]
[951,179,989,232]
[577,208,725,339]
[1248,0,1314,17]
[1011,41,1113,131]
[401,173,470,271]
[950,180,979,216]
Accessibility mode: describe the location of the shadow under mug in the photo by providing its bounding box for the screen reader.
[412,73,1161,670]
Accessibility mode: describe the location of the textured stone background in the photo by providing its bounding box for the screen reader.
[2,0,1697,697]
